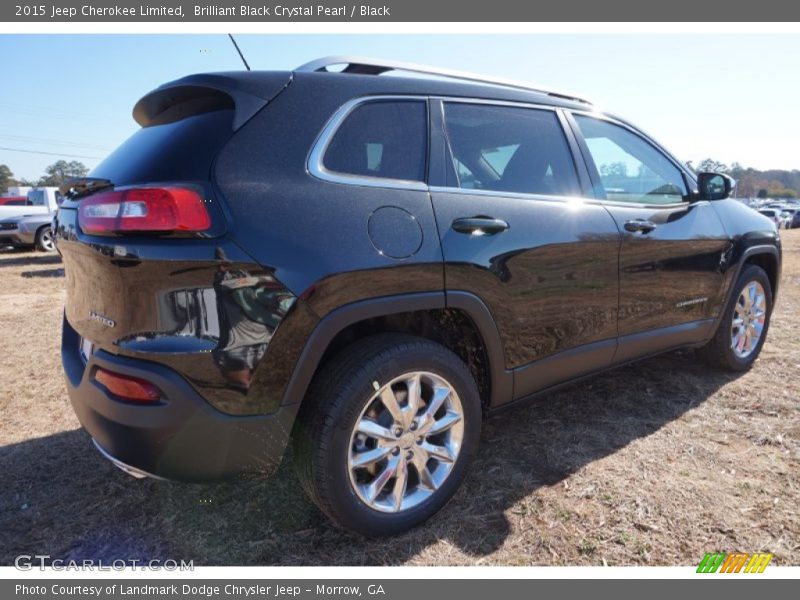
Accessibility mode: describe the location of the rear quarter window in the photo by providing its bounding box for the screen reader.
[322,101,428,182]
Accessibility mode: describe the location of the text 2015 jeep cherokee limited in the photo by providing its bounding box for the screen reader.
[56,57,781,536]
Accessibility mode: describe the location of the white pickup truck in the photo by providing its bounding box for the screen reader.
[0,187,62,219]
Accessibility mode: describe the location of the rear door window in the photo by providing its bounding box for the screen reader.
[323,101,428,182]
[442,102,580,197]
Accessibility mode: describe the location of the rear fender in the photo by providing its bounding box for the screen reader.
[276,291,513,410]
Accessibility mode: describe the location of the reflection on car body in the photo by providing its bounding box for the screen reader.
[211,248,293,391]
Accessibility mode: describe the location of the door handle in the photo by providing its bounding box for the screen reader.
[624,219,657,234]
[452,216,509,235]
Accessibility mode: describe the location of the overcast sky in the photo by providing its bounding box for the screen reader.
[0,34,797,181]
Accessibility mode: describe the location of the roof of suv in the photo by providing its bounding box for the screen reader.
[291,69,590,110]
[133,57,607,137]
[134,57,594,125]
[295,56,593,105]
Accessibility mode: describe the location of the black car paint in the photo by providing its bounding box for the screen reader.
[57,69,782,481]
[604,201,729,335]
[61,317,299,480]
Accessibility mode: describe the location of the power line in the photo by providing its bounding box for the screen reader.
[0,145,103,160]
[0,134,111,152]
[0,101,110,120]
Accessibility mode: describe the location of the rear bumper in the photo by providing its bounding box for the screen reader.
[62,315,298,482]
[92,438,166,480]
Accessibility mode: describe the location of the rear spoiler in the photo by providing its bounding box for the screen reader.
[132,71,293,131]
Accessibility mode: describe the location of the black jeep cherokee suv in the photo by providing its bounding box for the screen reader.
[56,57,781,536]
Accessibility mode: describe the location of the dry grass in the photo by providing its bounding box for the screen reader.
[1,233,798,566]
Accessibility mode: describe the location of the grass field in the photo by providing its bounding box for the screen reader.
[1,232,798,566]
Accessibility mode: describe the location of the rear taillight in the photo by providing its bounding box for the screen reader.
[78,186,210,235]
[95,368,161,403]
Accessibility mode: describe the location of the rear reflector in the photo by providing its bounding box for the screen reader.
[78,186,210,235]
[95,368,161,403]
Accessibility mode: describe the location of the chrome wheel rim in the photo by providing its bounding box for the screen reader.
[40,228,55,251]
[731,281,767,358]
[347,371,464,513]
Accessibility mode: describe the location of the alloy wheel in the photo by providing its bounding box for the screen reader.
[347,371,464,513]
[731,280,767,358]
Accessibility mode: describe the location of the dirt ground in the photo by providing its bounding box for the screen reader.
[1,232,798,566]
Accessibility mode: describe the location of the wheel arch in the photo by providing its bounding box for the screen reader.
[742,248,780,301]
[708,243,781,340]
[280,291,512,411]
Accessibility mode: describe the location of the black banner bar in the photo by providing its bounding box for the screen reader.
[3,1,800,22]
[4,579,797,600]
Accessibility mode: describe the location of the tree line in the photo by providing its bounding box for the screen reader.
[3,157,799,200]
[0,160,89,194]
[688,158,799,199]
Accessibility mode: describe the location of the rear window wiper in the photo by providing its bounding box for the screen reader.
[60,177,114,200]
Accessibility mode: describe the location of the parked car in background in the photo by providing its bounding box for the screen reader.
[56,56,782,536]
[0,212,57,252]
[0,187,62,220]
[758,208,784,228]
[0,196,27,206]
[779,208,800,229]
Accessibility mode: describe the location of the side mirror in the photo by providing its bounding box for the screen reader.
[697,172,735,201]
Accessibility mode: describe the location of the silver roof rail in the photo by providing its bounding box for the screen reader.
[295,56,592,105]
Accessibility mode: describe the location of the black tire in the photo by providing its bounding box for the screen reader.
[293,334,481,537]
[699,264,773,371]
[35,226,55,252]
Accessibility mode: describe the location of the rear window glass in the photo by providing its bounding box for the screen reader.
[27,190,46,206]
[323,101,428,182]
[91,110,235,186]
